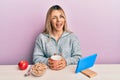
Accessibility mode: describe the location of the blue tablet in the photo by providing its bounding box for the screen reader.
[75,53,97,73]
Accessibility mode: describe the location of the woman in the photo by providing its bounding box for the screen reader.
[33,5,82,70]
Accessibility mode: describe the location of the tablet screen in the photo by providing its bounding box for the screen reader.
[75,54,97,73]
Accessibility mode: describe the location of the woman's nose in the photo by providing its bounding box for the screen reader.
[57,17,60,22]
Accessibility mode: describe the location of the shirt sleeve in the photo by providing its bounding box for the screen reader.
[65,34,82,65]
[33,36,48,65]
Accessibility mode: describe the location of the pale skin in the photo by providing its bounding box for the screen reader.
[48,10,67,70]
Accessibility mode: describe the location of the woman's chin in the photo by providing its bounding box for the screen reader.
[56,28,63,31]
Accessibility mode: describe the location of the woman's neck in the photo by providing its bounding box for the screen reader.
[52,30,63,41]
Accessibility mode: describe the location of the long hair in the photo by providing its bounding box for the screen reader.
[42,5,70,35]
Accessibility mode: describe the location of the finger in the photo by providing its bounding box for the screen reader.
[48,64,55,69]
[57,63,65,68]
[49,65,57,70]
[56,65,65,70]
[48,59,54,64]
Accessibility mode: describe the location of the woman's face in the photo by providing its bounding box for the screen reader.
[50,10,65,32]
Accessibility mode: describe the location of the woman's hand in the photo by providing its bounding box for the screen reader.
[48,57,66,70]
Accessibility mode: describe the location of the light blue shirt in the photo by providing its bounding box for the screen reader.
[33,31,82,65]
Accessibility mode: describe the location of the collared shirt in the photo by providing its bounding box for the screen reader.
[33,31,82,65]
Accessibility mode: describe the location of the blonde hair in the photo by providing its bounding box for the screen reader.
[43,5,70,35]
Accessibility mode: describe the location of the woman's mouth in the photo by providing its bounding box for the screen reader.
[56,23,63,28]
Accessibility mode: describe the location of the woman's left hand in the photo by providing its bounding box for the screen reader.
[56,58,66,70]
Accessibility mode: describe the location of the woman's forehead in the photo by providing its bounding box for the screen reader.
[50,10,64,16]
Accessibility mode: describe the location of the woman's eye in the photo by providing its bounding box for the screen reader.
[60,15,64,18]
[52,16,56,19]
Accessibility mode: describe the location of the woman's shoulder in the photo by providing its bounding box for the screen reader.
[66,32,77,38]
[67,32,79,41]
[36,33,49,40]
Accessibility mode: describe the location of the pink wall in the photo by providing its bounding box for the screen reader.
[0,0,120,64]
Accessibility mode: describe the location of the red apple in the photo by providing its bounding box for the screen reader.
[18,60,28,70]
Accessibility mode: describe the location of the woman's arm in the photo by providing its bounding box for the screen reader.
[33,36,48,64]
[65,34,82,65]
